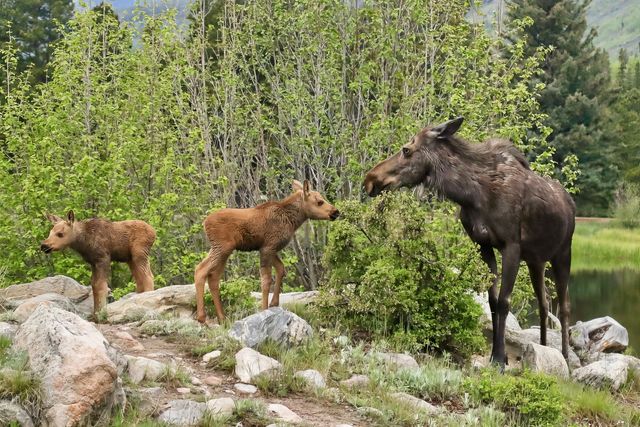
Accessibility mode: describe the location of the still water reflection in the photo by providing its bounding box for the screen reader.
[570,269,640,350]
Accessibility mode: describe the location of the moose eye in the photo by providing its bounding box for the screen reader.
[317,200,324,206]
[56,232,64,238]
[402,147,410,157]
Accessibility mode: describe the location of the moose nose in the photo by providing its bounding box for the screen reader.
[330,210,340,220]
[40,243,52,253]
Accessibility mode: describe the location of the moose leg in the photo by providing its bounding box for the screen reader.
[494,244,520,368]
[259,251,275,311]
[551,248,572,359]
[91,260,111,314]
[206,253,230,324]
[128,253,154,293]
[527,261,548,346]
[269,255,285,308]
[480,245,500,355]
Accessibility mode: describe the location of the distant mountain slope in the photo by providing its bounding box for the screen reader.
[473,0,640,56]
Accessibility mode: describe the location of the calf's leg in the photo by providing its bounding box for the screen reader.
[207,253,230,323]
[91,260,111,314]
[128,252,154,293]
[269,254,285,307]
[527,261,548,346]
[260,251,275,310]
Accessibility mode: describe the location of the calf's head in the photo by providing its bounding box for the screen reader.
[363,117,464,196]
[293,180,340,221]
[41,210,77,253]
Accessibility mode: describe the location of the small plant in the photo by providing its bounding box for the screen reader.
[139,317,204,339]
[232,399,272,425]
[193,330,242,373]
[0,350,42,418]
[157,364,191,389]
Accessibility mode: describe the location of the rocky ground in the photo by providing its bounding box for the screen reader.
[1,275,639,426]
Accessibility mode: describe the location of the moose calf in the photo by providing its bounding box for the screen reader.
[41,210,156,313]
[195,180,340,323]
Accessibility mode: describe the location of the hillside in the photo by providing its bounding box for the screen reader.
[471,0,640,56]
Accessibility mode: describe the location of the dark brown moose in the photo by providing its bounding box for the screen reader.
[41,210,156,313]
[194,180,340,324]
[363,117,575,367]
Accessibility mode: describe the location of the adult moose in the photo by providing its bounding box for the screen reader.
[363,117,575,367]
[194,180,340,324]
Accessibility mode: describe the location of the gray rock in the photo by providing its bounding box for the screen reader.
[0,322,18,340]
[0,400,34,427]
[234,383,258,394]
[206,397,235,416]
[202,350,221,363]
[126,355,168,384]
[234,347,281,383]
[547,312,562,330]
[372,352,419,370]
[572,353,640,391]
[294,369,326,388]
[339,374,369,389]
[13,293,77,322]
[570,316,629,354]
[106,285,196,323]
[267,403,303,423]
[522,342,569,378]
[505,328,581,369]
[158,400,205,426]
[13,306,125,427]
[229,307,312,348]
[474,293,521,332]
[250,290,318,305]
[0,275,89,303]
[390,392,438,414]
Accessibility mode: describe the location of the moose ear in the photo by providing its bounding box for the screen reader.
[46,213,62,224]
[431,116,464,139]
[303,180,310,199]
[66,210,75,223]
[292,180,303,192]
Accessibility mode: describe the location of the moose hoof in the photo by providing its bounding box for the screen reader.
[196,314,207,324]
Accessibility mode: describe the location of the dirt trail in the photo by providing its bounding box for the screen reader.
[98,323,364,426]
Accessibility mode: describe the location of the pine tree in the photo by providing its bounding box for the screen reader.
[507,0,614,215]
[618,48,629,87]
[0,0,74,85]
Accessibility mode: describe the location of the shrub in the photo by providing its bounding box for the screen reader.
[464,370,564,426]
[614,183,640,228]
[317,192,488,357]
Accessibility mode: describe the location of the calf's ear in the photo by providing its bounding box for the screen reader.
[292,180,303,192]
[67,210,75,223]
[46,213,62,224]
[432,116,464,139]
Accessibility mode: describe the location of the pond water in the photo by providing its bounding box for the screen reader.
[570,269,640,350]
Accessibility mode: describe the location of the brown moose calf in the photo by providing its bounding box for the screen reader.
[195,180,339,324]
[41,210,156,313]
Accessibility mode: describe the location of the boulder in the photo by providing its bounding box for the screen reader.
[505,328,581,370]
[473,293,521,333]
[234,383,258,394]
[206,397,235,416]
[339,374,370,389]
[109,331,145,352]
[13,306,125,427]
[267,403,302,423]
[234,347,281,383]
[294,369,326,388]
[522,342,569,378]
[13,293,77,323]
[371,352,419,370]
[126,355,168,384]
[0,322,18,340]
[570,317,629,354]
[106,285,195,323]
[572,353,640,391]
[158,400,205,426]
[390,392,438,415]
[0,400,34,427]
[250,290,318,305]
[229,307,312,348]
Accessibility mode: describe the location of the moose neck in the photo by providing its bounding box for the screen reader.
[277,192,309,231]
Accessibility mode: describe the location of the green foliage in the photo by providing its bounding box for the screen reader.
[464,370,564,426]
[112,282,136,300]
[0,349,42,417]
[614,183,640,228]
[572,222,640,271]
[317,192,487,357]
[208,276,257,321]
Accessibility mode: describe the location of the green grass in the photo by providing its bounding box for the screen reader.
[572,222,640,271]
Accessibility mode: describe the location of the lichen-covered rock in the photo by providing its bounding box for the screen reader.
[13,293,77,323]
[13,306,125,427]
[0,322,18,340]
[0,276,93,316]
[126,355,168,384]
[0,400,34,427]
[294,369,326,388]
[267,403,303,423]
[339,374,370,389]
[522,342,569,378]
[572,353,640,391]
[390,392,438,414]
[158,400,205,426]
[570,316,629,354]
[106,285,196,323]
[371,352,419,370]
[234,347,281,383]
[206,397,235,416]
[229,307,312,348]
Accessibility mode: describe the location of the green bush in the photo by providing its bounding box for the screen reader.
[317,192,488,357]
[464,370,564,426]
[614,183,640,228]
[203,276,257,321]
